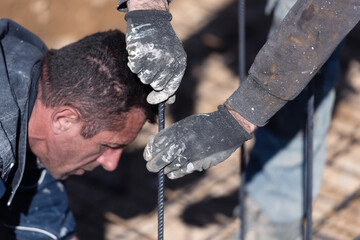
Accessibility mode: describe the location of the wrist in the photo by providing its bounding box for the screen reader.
[225,75,287,127]
[224,103,256,134]
[128,0,168,11]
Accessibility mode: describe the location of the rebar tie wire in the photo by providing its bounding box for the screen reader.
[238,0,246,239]
[158,102,165,240]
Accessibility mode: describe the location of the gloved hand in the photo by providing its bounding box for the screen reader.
[125,10,187,104]
[144,106,253,179]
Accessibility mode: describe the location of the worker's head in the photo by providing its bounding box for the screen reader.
[28,30,156,180]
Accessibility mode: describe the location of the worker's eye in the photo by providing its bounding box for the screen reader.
[101,144,122,150]
[100,145,110,151]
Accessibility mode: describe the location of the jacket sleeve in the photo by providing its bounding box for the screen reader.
[226,0,360,126]
[117,0,172,12]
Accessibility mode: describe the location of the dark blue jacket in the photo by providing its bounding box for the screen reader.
[0,18,47,205]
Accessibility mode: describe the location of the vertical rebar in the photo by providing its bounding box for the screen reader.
[239,0,246,82]
[305,81,314,240]
[239,146,246,240]
[238,0,246,239]
[158,103,165,240]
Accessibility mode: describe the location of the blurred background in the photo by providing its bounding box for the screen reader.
[1,0,360,239]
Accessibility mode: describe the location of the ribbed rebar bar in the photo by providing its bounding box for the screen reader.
[239,146,246,240]
[158,102,165,240]
[239,0,246,82]
[305,81,314,240]
[238,0,246,239]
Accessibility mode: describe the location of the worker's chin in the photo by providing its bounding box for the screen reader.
[65,169,86,178]
[45,170,67,180]
[49,169,86,180]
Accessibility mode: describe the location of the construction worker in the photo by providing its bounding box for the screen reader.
[0,20,156,239]
[233,0,342,238]
[119,0,359,239]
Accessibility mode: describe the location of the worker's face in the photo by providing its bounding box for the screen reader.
[39,108,147,180]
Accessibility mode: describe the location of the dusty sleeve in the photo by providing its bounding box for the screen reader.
[117,0,172,12]
[226,0,360,126]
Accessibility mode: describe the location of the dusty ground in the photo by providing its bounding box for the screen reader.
[1,0,360,239]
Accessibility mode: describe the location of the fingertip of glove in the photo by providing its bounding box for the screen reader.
[143,147,151,161]
[147,91,168,105]
[166,95,176,104]
[167,172,178,179]
[143,136,156,160]
[146,161,158,173]
[127,61,141,75]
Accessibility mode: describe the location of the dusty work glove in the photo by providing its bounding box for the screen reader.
[125,10,187,104]
[144,105,253,179]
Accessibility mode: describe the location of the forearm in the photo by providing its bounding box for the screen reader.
[117,0,171,12]
[227,0,360,127]
[127,0,168,11]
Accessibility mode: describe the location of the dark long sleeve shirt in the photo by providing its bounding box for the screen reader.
[227,0,360,126]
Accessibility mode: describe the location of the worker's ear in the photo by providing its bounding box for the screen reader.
[50,106,81,135]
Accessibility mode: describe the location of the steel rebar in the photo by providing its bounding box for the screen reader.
[238,0,246,239]
[305,81,314,240]
[158,103,165,240]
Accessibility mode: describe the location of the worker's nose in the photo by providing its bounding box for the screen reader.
[96,148,123,171]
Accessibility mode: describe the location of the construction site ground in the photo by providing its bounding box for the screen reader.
[1,0,360,239]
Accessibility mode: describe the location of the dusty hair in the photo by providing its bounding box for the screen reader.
[39,30,156,138]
